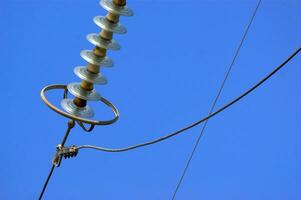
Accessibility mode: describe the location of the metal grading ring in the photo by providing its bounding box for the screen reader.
[40,84,119,125]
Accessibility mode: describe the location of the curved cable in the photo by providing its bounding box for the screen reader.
[77,46,301,153]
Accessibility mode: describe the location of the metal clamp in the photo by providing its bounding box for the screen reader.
[52,144,79,167]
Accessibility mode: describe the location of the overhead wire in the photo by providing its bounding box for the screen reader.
[39,165,55,200]
[37,1,301,199]
[76,45,301,153]
[39,120,75,200]
[171,0,262,198]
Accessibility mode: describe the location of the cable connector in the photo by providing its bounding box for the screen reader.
[60,145,78,159]
[52,144,79,167]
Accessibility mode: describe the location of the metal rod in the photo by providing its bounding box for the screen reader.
[61,120,75,145]
[38,120,75,200]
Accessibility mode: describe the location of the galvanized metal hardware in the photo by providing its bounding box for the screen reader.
[52,144,78,167]
[61,145,78,159]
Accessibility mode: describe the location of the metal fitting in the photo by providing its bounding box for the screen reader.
[52,144,79,167]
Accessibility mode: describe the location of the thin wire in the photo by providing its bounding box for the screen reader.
[171,1,262,198]
[77,46,301,153]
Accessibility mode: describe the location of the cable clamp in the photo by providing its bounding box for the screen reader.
[52,144,79,167]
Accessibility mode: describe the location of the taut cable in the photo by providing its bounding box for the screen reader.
[39,120,75,200]
[171,0,262,198]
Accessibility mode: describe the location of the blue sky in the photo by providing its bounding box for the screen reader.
[1,0,300,199]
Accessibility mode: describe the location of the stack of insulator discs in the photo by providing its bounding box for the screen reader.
[61,0,133,119]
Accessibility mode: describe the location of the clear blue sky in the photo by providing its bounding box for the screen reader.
[1,0,300,199]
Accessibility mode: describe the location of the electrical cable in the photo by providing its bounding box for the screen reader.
[39,165,55,200]
[77,48,301,153]
[171,1,261,198]
[39,120,75,200]
[38,1,301,199]
[76,46,301,153]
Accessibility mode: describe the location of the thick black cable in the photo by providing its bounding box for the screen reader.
[77,46,301,153]
[171,1,262,198]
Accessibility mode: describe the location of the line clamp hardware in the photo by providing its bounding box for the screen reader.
[52,144,79,167]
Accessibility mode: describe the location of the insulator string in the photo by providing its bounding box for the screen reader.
[61,0,133,120]
[39,1,133,199]
[38,0,301,199]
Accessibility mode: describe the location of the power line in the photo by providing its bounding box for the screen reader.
[171,0,262,198]
[39,165,55,200]
[38,46,301,200]
[39,45,301,199]
[39,120,75,200]
[37,1,301,199]
[76,46,301,153]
